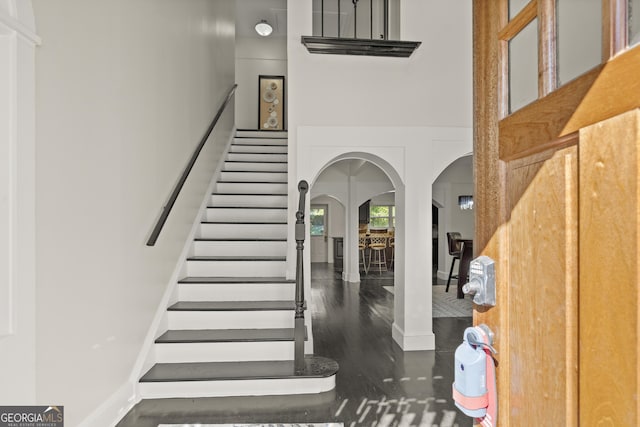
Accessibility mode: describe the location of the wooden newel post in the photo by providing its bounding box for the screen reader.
[294,180,309,374]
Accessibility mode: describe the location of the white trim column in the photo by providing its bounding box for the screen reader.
[342,175,361,283]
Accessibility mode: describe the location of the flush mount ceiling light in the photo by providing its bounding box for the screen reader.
[255,20,273,37]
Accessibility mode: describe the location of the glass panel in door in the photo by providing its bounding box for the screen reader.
[631,0,640,46]
[557,0,602,85]
[509,18,539,113]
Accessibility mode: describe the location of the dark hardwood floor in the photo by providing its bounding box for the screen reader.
[117,264,472,427]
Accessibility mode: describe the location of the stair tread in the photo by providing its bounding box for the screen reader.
[212,193,287,196]
[217,181,288,184]
[207,206,287,209]
[221,170,286,173]
[225,160,287,164]
[200,221,286,225]
[228,152,288,155]
[194,238,287,242]
[155,328,305,343]
[231,143,287,147]
[140,356,338,382]
[168,300,297,311]
[235,135,287,140]
[179,277,295,284]
[187,256,286,261]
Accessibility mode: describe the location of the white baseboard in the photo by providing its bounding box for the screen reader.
[392,322,435,351]
[78,381,137,427]
[341,271,361,283]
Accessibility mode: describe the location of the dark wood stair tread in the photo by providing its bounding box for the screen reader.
[228,153,288,156]
[224,160,287,164]
[187,256,286,261]
[200,221,286,224]
[155,328,307,343]
[211,192,287,196]
[229,145,289,148]
[178,277,294,284]
[168,301,299,311]
[217,181,288,184]
[140,356,338,382]
[206,206,287,209]
[221,170,286,173]
[194,238,287,242]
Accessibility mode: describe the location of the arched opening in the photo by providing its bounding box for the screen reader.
[310,157,397,282]
[431,154,474,317]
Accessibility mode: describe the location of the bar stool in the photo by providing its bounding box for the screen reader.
[446,232,462,292]
[389,237,395,270]
[368,235,388,275]
[359,234,369,274]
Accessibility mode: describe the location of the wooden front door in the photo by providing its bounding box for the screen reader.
[473,1,640,425]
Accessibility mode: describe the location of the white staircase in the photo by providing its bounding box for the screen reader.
[139,130,338,399]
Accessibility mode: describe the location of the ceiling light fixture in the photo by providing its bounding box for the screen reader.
[255,20,273,37]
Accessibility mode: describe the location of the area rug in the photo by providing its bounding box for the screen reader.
[383,284,472,317]
[431,285,472,317]
[159,424,343,427]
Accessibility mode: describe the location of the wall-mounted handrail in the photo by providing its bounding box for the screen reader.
[294,180,309,374]
[146,84,237,247]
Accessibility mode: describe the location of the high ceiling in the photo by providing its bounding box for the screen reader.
[236,0,287,38]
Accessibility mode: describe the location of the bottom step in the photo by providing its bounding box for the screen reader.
[139,356,338,399]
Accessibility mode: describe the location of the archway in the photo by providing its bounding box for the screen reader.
[431,154,474,317]
[293,126,473,351]
[310,158,396,282]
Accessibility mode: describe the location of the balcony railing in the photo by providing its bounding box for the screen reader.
[304,0,420,58]
[313,0,391,40]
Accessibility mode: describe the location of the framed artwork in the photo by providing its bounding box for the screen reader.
[258,75,285,131]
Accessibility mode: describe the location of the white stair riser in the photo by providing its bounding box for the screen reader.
[178,283,294,302]
[223,162,287,172]
[227,153,287,163]
[199,223,287,239]
[139,376,335,399]
[154,341,312,363]
[216,182,287,194]
[234,131,288,140]
[205,208,287,222]
[193,241,287,257]
[186,260,286,277]
[210,194,287,208]
[168,310,294,330]
[220,171,287,182]
[231,145,287,154]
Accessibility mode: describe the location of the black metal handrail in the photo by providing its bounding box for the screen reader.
[146,84,237,247]
[294,180,309,373]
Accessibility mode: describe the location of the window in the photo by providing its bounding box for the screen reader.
[370,205,395,228]
[310,207,326,236]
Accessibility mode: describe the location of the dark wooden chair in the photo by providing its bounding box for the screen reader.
[457,240,474,299]
[446,232,462,292]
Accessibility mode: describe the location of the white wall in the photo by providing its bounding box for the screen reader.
[0,0,40,404]
[31,1,235,425]
[288,0,471,128]
[235,36,287,129]
[287,0,472,351]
